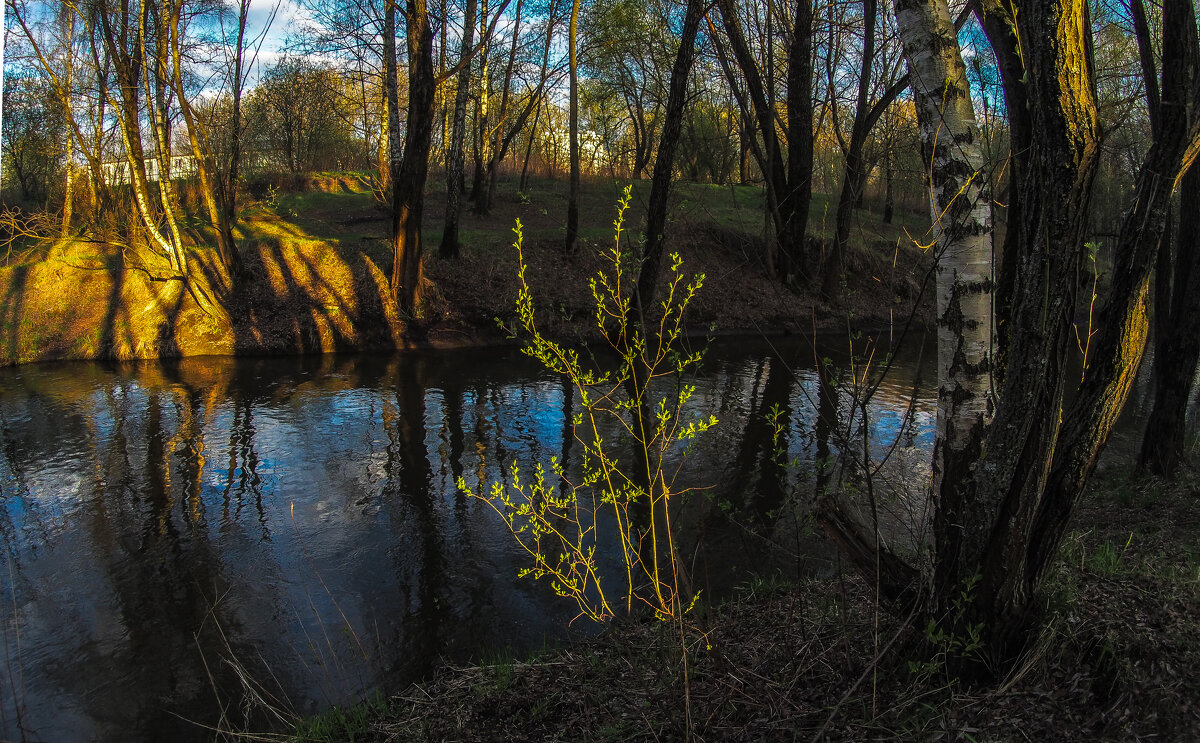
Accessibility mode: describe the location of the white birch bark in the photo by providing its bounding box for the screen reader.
[891,0,994,496]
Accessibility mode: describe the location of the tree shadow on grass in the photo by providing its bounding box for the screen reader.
[192,222,404,357]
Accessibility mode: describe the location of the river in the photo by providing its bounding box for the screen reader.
[0,334,935,742]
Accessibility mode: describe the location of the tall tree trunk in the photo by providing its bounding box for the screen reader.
[481,0,525,214]
[470,0,491,203]
[1135,0,1200,479]
[632,0,705,315]
[220,0,253,275]
[167,0,239,276]
[974,0,1032,382]
[883,148,894,224]
[825,0,876,297]
[1025,0,1194,608]
[612,0,705,511]
[387,0,437,314]
[1139,162,1200,477]
[885,0,995,614]
[146,0,188,276]
[780,0,815,282]
[564,0,581,254]
[59,6,77,238]
[520,100,542,191]
[440,0,478,258]
[439,0,449,161]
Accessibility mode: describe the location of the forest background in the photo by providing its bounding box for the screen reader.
[2,0,1200,738]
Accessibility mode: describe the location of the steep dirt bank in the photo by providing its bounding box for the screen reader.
[0,176,934,365]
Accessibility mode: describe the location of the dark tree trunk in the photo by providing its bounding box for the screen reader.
[931,0,1102,662]
[1138,168,1200,478]
[388,0,437,314]
[883,150,894,223]
[823,0,1192,674]
[975,0,1032,383]
[825,0,876,296]
[632,0,704,315]
[738,110,752,185]
[714,0,789,279]
[611,0,704,503]
[957,0,1193,665]
[1135,0,1200,479]
[564,0,580,254]
[439,0,477,258]
[780,0,815,283]
[519,101,541,192]
[715,0,815,283]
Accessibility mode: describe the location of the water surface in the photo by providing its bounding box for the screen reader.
[0,336,935,741]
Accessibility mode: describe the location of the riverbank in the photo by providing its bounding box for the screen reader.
[0,174,933,365]
[288,462,1200,742]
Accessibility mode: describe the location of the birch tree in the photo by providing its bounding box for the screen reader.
[825,0,1200,672]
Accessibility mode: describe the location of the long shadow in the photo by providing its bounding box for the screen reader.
[0,266,31,362]
[207,221,400,357]
[96,256,128,358]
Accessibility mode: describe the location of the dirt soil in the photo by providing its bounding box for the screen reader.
[0,175,934,365]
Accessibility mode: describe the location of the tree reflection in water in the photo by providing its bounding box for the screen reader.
[0,337,934,742]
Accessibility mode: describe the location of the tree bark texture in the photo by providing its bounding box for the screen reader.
[829,0,1190,670]
[440,0,478,258]
[633,0,705,316]
[564,0,581,254]
[388,0,437,314]
[888,0,994,619]
[1136,0,1200,479]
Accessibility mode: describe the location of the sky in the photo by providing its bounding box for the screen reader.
[248,0,313,66]
[231,0,317,84]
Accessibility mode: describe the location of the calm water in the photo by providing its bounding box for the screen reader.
[0,335,934,742]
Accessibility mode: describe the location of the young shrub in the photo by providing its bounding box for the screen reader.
[463,186,715,625]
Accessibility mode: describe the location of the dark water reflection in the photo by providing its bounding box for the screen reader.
[0,336,934,742]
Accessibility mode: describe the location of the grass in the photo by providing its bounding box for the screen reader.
[290,693,395,743]
[257,172,925,268]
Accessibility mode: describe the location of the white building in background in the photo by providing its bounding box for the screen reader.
[100,153,199,185]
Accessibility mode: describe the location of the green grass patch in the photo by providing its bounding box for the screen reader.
[290,692,394,743]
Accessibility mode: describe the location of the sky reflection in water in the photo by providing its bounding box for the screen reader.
[0,336,934,742]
